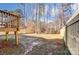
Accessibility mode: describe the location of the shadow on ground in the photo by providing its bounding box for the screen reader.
[0,34,71,55]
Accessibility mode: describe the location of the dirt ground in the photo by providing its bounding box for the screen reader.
[0,34,70,55]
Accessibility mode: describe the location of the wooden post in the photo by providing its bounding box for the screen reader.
[15,31,19,46]
[65,25,67,46]
[6,32,9,41]
[17,16,20,31]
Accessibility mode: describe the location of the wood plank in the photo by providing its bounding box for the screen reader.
[0,28,17,32]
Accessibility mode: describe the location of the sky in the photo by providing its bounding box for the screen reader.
[0,3,19,11]
[0,3,76,23]
[0,3,61,22]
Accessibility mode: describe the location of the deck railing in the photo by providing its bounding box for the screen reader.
[0,10,20,31]
[0,10,20,45]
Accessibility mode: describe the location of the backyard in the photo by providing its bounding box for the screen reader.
[0,34,71,55]
[0,3,75,55]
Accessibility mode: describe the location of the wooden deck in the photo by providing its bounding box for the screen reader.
[0,28,17,32]
[0,10,20,45]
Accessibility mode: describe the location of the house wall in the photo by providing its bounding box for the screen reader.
[64,10,79,55]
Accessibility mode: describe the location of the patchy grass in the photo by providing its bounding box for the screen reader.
[0,35,71,55]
